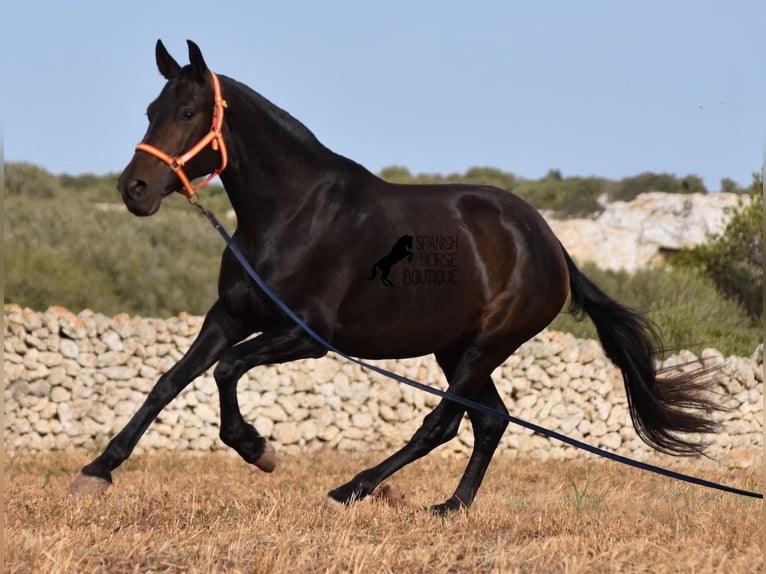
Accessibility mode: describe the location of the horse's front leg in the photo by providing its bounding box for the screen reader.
[213,324,327,470]
[69,301,252,495]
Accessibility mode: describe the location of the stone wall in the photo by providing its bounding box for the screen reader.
[4,305,763,466]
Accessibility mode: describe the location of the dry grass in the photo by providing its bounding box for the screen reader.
[4,449,763,573]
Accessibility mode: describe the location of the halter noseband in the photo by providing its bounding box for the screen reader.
[135,71,228,199]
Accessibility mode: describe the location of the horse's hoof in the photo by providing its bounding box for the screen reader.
[68,473,111,496]
[255,441,277,473]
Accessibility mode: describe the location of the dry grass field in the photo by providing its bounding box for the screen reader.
[3,449,763,573]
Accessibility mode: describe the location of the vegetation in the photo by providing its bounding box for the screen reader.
[3,162,760,354]
[548,173,763,356]
[674,173,763,320]
[4,162,230,317]
[550,264,760,357]
[380,165,712,217]
[4,451,762,573]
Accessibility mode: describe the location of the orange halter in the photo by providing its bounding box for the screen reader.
[135,71,228,198]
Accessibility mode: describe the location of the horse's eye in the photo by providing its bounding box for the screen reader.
[180,110,194,121]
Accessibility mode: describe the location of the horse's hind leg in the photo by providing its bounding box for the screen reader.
[430,380,508,513]
[327,344,500,507]
[327,398,466,505]
[380,265,393,286]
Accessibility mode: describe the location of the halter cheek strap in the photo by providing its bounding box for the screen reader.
[135,71,228,198]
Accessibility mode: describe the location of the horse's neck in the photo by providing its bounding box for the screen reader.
[217,85,320,227]
[218,79,373,231]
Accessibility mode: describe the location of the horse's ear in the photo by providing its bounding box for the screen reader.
[187,40,209,81]
[155,40,181,79]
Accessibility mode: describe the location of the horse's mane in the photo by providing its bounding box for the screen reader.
[221,75,331,155]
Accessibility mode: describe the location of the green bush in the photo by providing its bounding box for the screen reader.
[4,169,223,317]
[4,162,758,357]
[378,165,708,217]
[550,264,760,357]
[603,172,707,202]
[674,173,763,320]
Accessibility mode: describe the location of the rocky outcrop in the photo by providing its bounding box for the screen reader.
[547,192,747,272]
[4,306,762,466]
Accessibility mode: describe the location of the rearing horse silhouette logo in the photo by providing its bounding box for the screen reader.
[369,235,413,286]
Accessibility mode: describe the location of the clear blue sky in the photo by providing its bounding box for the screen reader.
[2,1,764,190]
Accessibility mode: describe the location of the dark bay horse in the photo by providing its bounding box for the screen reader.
[70,40,719,512]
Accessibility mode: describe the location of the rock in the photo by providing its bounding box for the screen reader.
[260,404,288,423]
[28,380,51,398]
[273,421,301,445]
[37,351,62,367]
[351,412,374,429]
[100,330,124,352]
[299,419,318,442]
[8,379,29,402]
[253,416,275,438]
[34,418,52,435]
[310,358,339,384]
[578,340,602,364]
[376,383,402,407]
[194,403,218,425]
[50,386,71,403]
[101,366,138,380]
[600,432,622,450]
[320,424,340,442]
[547,192,746,272]
[114,400,136,417]
[88,402,114,425]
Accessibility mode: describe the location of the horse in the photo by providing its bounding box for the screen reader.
[369,235,414,286]
[69,40,719,513]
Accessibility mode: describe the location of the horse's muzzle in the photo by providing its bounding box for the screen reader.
[117,176,163,216]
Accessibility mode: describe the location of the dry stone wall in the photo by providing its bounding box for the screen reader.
[4,305,763,466]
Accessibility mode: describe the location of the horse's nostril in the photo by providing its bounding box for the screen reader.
[127,179,147,197]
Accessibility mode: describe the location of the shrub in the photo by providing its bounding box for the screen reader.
[674,173,763,320]
[550,264,760,357]
[4,162,759,356]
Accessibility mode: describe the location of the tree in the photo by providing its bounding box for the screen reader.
[719,177,744,194]
[544,168,563,181]
[676,172,763,320]
[378,165,414,183]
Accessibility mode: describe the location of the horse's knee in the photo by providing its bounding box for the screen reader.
[470,411,508,450]
[416,409,462,446]
[214,355,241,385]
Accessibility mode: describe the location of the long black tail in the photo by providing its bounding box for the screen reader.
[561,246,720,456]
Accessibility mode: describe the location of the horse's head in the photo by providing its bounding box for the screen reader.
[117,40,225,216]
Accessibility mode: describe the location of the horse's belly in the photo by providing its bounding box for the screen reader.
[331,291,479,359]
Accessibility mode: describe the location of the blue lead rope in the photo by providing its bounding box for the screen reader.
[197,203,762,500]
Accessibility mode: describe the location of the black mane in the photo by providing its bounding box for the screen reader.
[221,75,331,155]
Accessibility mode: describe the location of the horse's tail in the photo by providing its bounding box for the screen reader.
[368,264,378,280]
[561,245,721,455]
